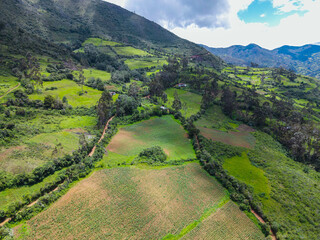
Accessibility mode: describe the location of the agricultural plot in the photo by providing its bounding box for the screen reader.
[114,46,150,56]
[14,163,231,239]
[223,152,271,199]
[29,80,102,107]
[0,76,19,97]
[195,105,256,149]
[106,115,196,161]
[181,201,265,240]
[82,69,111,82]
[165,88,202,118]
[82,38,120,47]
[0,115,96,175]
[0,171,62,212]
[125,57,167,70]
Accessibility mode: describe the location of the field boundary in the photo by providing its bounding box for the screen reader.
[162,195,230,240]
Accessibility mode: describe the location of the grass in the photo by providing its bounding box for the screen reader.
[106,115,196,161]
[165,88,202,118]
[0,75,19,96]
[0,130,80,175]
[223,152,271,199]
[114,46,150,56]
[14,163,230,240]
[82,38,120,47]
[82,68,111,82]
[29,79,102,107]
[125,57,167,69]
[0,171,62,212]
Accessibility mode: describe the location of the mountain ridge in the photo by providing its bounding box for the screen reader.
[202,43,320,78]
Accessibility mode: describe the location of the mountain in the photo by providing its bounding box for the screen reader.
[202,43,320,78]
[0,0,223,67]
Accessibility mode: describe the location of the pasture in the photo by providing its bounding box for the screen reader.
[125,57,167,69]
[82,38,120,47]
[29,80,102,107]
[14,163,232,239]
[106,115,196,161]
[165,89,202,118]
[114,46,150,56]
[82,68,111,82]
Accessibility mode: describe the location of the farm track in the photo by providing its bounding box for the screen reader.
[0,83,21,99]
[0,116,115,227]
[251,209,277,240]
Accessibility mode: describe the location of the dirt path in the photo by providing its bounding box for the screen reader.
[88,116,115,157]
[251,209,277,240]
[0,83,21,99]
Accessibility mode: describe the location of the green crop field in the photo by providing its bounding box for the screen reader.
[165,89,202,118]
[15,163,244,240]
[29,80,102,107]
[125,58,167,69]
[106,115,196,161]
[114,46,150,56]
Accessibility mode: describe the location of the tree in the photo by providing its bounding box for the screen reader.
[78,69,86,94]
[128,82,139,99]
[172,90,182,111]
[116,95,137,116]
[221,86,237,117]
[44,95,55,109]
[201,80,219,108]
[149,77,163,97]
[97,90,113,128]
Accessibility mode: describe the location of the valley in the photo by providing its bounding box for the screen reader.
[0,0,319,240]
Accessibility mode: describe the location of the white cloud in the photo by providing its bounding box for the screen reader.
[260,13,266,17]
[105,0,127,7]
[171,0,320,49]
[104,0,320,49]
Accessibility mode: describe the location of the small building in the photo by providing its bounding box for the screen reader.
[160,106,167,110]
[110,92,117,96]
[177,83,187,88]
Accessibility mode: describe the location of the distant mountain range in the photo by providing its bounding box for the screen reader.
[201,43,320,79]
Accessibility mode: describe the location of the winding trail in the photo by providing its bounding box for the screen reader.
[0,83,21,100]
[89,116,115,157]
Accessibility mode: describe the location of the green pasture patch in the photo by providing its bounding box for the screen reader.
[223,152,271,198]
[82,69,111,82]
[125,58,167,69]
[165,88,202,118]
[27,130,80,154]
[0,75,19,96]
[0,171,62,212]
[29,79,102,107]
[106,115,195,160]
[114,46,150,56]
[82,38,120,47]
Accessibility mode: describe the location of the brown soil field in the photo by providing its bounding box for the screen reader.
[14,163,227,240]
[182,201,265,240]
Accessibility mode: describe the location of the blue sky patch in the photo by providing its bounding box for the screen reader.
[238,0,308,26]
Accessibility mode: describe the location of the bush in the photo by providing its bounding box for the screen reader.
[135,146,167,165]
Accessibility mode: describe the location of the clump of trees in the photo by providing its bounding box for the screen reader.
[133,146,167,165]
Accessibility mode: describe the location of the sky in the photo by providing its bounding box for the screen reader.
[105,0,320,49]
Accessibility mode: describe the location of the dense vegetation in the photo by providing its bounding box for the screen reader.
[0,0,319,239]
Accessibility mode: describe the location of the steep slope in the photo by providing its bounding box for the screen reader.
[0,0,223,67]
[203,43,320,78]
